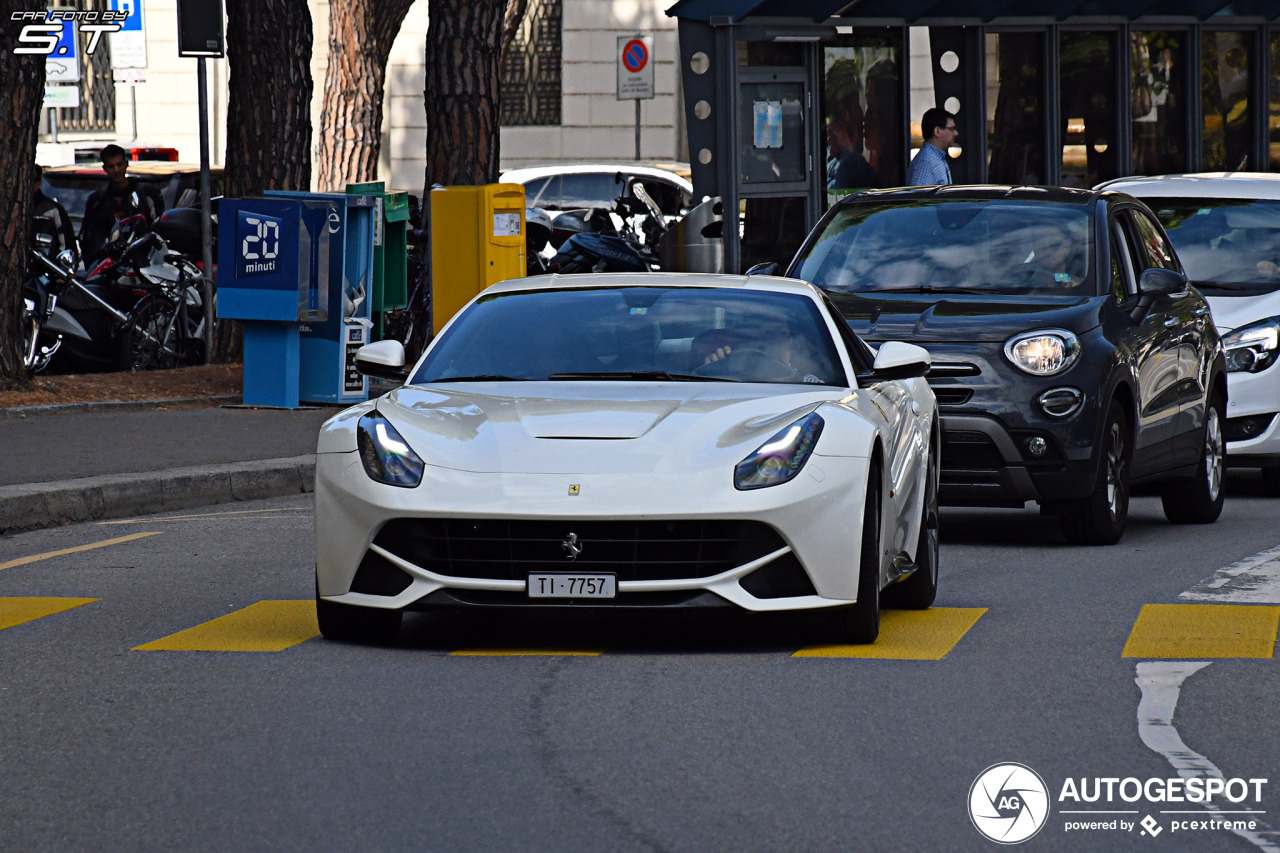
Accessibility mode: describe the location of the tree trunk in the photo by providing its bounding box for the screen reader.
[408,0,506,354]
[315,0,416,192]
[0,5,47,389]
[215,0,315,362]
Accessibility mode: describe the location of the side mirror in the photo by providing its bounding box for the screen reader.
[866,341,931,382]
[1138,267,1188,297]
[745,262,779,277]
[354,339,409,382]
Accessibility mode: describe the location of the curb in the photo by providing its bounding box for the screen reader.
[0,455,315,536]
[0,394,243,419]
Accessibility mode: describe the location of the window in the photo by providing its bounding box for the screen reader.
[1130,210,1179,270]
[499,0,561,126]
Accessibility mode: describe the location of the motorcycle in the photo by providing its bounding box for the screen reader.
[546,178,668,274]
[22,241,76,375]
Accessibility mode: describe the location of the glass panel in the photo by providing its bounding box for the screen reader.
[1271,33,1280,171]
[1131,32,1188,175]
[738,196,809,272]
[737,81,806,184]
[1060,32,1118,187]
[1201,31,1253,171]
[985,32,1045,185]
[822,34,903,202]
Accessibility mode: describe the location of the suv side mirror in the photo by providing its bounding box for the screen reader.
[865,341,932,382]
[1138,267,1187,297]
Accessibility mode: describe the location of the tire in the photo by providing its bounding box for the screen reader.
[1262,467,1280,497]
[883,437,939,610]
[316,597,402,644]
[120,296,179,372]
[1061,401,1131,546]
[1161,394,1226,524]
[819,463,882,644]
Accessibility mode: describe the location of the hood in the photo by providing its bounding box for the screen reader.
[827,292,1103,343]
[375,383,838,475]
[1205,290,1280,334]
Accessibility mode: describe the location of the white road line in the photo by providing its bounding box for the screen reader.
[1181,544,1280,603]
[1136,662,1280,853]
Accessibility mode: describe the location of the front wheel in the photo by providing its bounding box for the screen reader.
[1061,401,1131,545]
[120,295,179,372]
[883,437,939,610]
[1161,395,1226,524]
[815,463,882,644]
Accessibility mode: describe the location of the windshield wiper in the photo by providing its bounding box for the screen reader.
[432,374,527,383]
[547,371,728,382]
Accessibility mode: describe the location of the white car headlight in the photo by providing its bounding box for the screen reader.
[1004,330,1081,376]
[1222,317,1280,374]
[734,413,824,490]
[356,412,425,488]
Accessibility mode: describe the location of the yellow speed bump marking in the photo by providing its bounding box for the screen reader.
[0,597,97,631]
[450,649,602,656]
[0,531,162,571]
[794,607,987,659]
[1122,604,1280,659]
[134,601,320,652]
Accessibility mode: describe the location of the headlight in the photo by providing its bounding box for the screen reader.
[1222,317,1280,374]
[1004,329,1081,376]
[356,412,425,487]
[734,413,824,490]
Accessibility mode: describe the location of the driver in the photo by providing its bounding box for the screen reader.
[691,314,825,383]
[1020,226,1086,289]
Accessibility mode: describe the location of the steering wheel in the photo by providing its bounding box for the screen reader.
[693,347,800,382]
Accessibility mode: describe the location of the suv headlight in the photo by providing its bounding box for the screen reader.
[1004,329,1081,376]
[356,412,425,487]
[734,413,824,490]
[1222,317,1280,374]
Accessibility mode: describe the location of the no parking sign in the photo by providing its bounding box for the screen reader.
[617,35,654,100]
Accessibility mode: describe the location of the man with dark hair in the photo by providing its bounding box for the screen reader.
[906,106,957,186]
[79,144,165,263]
[31,164,79,263]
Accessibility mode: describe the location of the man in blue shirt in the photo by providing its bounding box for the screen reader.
[906,107,957,186]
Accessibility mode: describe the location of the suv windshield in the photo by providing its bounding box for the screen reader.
[1144,197,1280,294]
[412,286,847,386]
[794,200,1094,296]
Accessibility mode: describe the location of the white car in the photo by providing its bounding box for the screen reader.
[314,272,939,645]
[1100,174,1280,494]
[500,163,694,221]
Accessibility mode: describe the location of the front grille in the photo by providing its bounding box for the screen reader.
[374,519,786,582]
[932,388,974,406]
[943,431,1004,470]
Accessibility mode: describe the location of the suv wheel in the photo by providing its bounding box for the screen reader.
[1061,401,1130,546]
[1161,394,1226,524]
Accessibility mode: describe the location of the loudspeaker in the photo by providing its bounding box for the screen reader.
[176,0,225,57]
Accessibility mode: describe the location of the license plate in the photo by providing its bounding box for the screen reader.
[527,573,616,599]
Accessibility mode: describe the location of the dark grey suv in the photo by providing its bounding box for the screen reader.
[787,186,1227,545]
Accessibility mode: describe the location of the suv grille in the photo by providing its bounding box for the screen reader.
[373,519,787,582]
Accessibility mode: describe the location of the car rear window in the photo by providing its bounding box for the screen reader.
[794,200,1095,297]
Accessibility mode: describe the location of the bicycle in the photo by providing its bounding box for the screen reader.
[118,237,207,371]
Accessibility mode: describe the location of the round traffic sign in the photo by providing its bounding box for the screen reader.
[622,39,648,73]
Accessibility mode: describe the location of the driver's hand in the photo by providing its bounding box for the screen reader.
[704,345,732,364]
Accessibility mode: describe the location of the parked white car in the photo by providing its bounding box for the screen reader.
[314,272,939,645]
[1100,173,1280,494]
[501,163,694,221]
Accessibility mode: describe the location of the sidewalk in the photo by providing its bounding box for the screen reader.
[0,396,341,536]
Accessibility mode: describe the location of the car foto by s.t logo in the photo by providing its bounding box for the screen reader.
[10,9,129,56]
[969,763,1051,844]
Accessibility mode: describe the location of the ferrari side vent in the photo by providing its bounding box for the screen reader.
[350,551,414,596]
[738,553,817,599]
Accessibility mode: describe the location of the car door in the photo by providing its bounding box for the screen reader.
[1129,206,1209,466]
[1113,207,1180,473]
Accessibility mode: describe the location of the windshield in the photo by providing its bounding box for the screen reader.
[1143,197,1280,294]
[794,200,1095,296]
[412,286,848,386]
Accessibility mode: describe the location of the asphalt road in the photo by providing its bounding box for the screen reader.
[0,475,1278,852]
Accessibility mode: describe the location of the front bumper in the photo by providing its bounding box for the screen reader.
[314,451,874,614]
[1224,364,1280,467]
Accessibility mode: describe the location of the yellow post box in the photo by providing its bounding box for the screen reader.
[430,183,526,333]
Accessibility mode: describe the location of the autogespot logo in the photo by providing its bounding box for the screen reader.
[969,763,1051,844]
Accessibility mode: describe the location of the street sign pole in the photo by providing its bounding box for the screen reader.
[636,100,642,161]
[196,57,214,363]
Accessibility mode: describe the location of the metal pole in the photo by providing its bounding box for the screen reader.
[196,57,215,364]
[130,84,138,143]
[635,99,641,160]
[50,108,58,143]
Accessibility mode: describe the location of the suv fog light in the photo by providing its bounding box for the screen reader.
[1038,387,1084,418]
[1027,436,1047,457]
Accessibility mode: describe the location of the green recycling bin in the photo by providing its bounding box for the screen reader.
[346,181,409,340]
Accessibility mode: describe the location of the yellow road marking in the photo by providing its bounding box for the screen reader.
[450,649,602,656]
[793,607,987,659]
[134,601,320,652]
[1122,604,1280,659]
[0,597,97,631]
[0,532,162,571]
